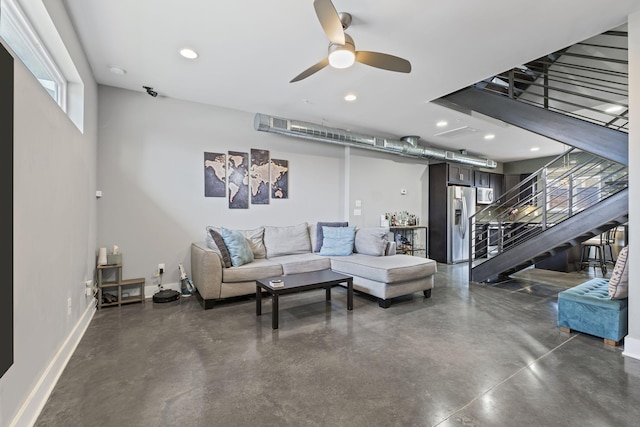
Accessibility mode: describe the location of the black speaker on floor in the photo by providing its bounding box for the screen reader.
[153,289,180,303]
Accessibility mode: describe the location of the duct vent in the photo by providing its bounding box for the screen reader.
[253,113,497,169]
[272,117,288,130]
[434,125,478,139]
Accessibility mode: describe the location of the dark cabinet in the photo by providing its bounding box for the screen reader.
[474,171,490,188]
[489,173,504,203]
[474,224,488,258]
[520,174,537,205]
[447,164,473,186]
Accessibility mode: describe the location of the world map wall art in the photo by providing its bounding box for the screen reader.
[204,150,289,209]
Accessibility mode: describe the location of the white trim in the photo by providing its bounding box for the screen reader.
[1,0,67,110]
[622,336,640,361]
[9,303,96,427]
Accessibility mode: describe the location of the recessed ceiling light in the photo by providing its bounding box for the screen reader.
[436,121,448,127]
[108,66,126,75]
[344,94,357,102]
[530,147,540,152]
[179,48,199,59]
[484,134,495,140]
[605,105,623,113]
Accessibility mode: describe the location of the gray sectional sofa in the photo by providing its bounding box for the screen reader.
[190,222,437,309]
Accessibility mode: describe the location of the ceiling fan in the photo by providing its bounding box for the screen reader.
[290,0,412,83]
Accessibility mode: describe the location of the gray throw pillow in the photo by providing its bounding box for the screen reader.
[354,227,390,256]
[315,221,348,252]
[206,227,232,268]
[263,223,311,257]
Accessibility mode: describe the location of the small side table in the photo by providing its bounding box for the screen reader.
[97,264,145,309]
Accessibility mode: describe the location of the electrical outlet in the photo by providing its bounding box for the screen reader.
[85,280,94,297]
[67,297,72,315]
[158,263,165,274]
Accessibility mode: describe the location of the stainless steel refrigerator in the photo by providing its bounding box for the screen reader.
[447,185,476,263]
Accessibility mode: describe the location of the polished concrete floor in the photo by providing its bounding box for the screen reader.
[36,263,640,427]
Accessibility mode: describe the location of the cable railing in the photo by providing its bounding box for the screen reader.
[471,148,628,262]
[475,29,628,132]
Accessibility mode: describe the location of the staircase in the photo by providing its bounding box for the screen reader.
[434,26,629,283]
[470,149,628,283]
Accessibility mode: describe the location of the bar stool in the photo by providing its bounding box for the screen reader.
[602,227,617,266]
[580,232,608,276]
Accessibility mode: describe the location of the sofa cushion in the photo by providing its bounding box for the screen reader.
[222,258,283,283]
[354,227,389,256]
[221,227,254,267]
[206,227,232,268]
[320,226,356,256]
[330,254,437,284]
[315,221,348,252]
[273,253,332,275]
[608,246,629,299]
[263,222,311,257]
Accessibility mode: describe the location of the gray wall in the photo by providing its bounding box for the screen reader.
[97,86,429,289]
[0,2,98,423]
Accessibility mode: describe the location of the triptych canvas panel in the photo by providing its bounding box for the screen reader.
[204,149,288,208]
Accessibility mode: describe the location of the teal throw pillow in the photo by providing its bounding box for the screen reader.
[220,227,254,267]
[319,226,356,256]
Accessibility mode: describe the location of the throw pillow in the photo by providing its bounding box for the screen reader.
[237,227,266,259]
[315,221,348,252]
[220,227,254,267]
[207,226,266,259]
[263,223,311,258]
[206,227,232,268]
[608,246,629,299]
[354,227,390,256]
[319,226,356,256]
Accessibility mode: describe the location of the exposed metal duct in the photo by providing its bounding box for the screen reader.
[254,113,497,169]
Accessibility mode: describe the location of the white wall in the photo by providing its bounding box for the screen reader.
[623,10,640,360]
[1,1,99,425]
[96,86,432,290]
[348,149,428,228]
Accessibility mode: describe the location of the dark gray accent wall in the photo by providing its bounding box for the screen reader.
[0,43,14,378]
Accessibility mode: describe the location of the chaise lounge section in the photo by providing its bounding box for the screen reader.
[190,222,437,309]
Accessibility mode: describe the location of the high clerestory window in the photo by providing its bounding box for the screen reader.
[0,0,67,110]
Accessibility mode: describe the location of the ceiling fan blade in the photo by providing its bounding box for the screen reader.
[355,51,412,73]
[313,0,345,45]
[290,57,330,83]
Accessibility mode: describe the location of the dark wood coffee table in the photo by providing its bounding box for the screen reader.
[256,269,353,329]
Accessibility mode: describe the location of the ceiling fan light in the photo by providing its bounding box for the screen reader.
[329,49,355,69]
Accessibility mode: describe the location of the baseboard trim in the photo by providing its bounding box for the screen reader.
[622,336,640,361]
[9,302,96,427]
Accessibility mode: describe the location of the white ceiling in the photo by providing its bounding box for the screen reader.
[62,0,640,163]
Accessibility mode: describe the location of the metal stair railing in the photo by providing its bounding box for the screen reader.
[470,148,628,268]
[475,29,628,132]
